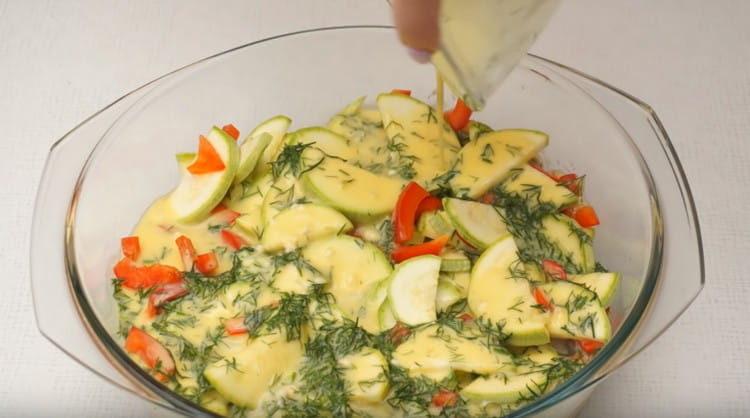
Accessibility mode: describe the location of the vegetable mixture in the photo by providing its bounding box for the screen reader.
[112,90,619,417]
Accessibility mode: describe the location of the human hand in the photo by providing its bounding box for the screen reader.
[391,0,439,63]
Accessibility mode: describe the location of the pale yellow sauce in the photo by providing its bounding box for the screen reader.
[468,237,549,346]
[115,87,611,416]
[436,71,445,115]
[378,93,460,182]
[392,325,513,377]
[133,197,241,273]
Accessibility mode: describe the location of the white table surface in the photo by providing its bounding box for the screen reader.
[2,0,748,416]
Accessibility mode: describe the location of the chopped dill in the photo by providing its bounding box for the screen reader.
[566,292,594,314]
[395,160,417,180]
[480,143,495,163]
[207,223,224,233]
[268,318,370,416]
[423,107,439,124]
[183,248,258,299]
[578,313,598,339]
[270,142,321,179]
[376,218,396,257]
[435,299,469,334]
[386,136,419,180]
[490,187,588,273]
[386,366,469,417]
[269,184,309,212]
[247,292,312,341]
[505,143,522,156]
[385,120,404,130]
[142,246,170,265]
[474,316,511,350]
[270,249,317,276]
[427,166,459,198]
[507,299,525,313]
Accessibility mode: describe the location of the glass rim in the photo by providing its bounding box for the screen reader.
[58,25,703,416]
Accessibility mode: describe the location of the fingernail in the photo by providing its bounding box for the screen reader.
[407,47,433,64]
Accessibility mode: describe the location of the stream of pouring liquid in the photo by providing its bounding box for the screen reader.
[432,0,560,110]
[436,71,445,115]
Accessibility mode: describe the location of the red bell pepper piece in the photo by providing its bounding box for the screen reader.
[563,204,600,228]
[431,389,459,408]
[195,252,219,275]
[211,204,241,224]
[529,161,559,181]
[480,192,496,205]
[557,173,582,195]
[145,299,160,318]
[389,322,411,345]
[124,327,175,381]
[458,312,475,322]
[220,229,246,250]
[146,282,189,318]
[175,235,197,271]
[391,89,412,96]
[542,259,567,281]
[579,339,604,354]
[557,173,577,184]
[533,287,552,310]
[444,99,472,131]
[121,236,141,261]
[150,282,188,309]
[224,317,248,335]
[391,235,449,263]
[415,196,442,219]
[222,124,240,141]
[187,135,225,174]
[113,258,182,290]
[393,182,430,244]
[210,203,227,214]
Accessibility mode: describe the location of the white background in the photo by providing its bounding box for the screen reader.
[1,0,748,416]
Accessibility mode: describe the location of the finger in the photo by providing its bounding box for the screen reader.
[392,0,440,54]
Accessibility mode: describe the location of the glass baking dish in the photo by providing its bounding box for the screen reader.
[31,26,703,417]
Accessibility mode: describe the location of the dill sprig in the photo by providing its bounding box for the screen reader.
[269,318,372,417]
[385,136,419,180]
[142,246,170,265]
[183,247,259,299]
[435,299,469,334]
[544,356,585,382]
[112,278,137,338]
[171,324,227,402]
[489,187,587,274]
[474,316,511,350]
[270,142,322,179]
[427,163,460,198]
[566,292,595,314]
[386,366,470,417]
[338,113,383,142]
[480,143,495,163]
[316,318,373,358]
[246,292,311,341]
[268,183,309,212]
[376,218,396,257]
[271,249,317,276]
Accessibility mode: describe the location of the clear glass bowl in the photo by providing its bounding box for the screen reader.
[31,26,704,417]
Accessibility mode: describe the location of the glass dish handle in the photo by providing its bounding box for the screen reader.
[30,87,178,411]
[547,58,705,380]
